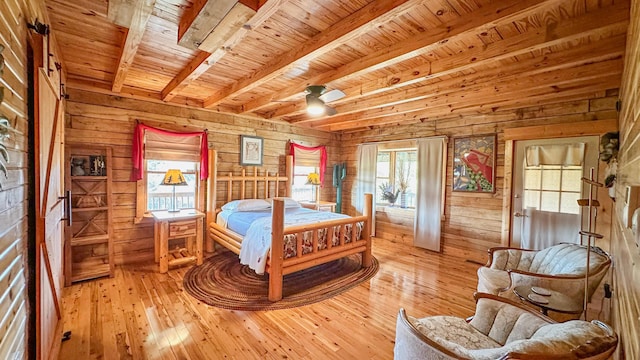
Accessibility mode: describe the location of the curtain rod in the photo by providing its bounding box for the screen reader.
[359,135,448,146]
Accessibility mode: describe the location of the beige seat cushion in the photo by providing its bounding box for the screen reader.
[476,267,510,295]
[410,315,500,355]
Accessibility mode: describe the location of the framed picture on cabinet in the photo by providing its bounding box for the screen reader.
[452,134,496,193]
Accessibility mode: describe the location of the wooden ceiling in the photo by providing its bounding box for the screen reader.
[45,0,629,132]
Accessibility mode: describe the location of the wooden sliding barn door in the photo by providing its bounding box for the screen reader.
[30,33,65,360]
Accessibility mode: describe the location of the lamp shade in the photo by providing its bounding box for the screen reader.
[306,172,321,185]
[160,169,188,186]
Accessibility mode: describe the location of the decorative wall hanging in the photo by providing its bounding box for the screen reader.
[452,134,496,193]
[0,43,12,190]
[240,135,263,166]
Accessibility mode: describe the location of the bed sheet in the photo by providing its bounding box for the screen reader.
[239,209,355,274]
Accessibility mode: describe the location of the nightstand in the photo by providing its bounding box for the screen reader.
[152,209,205,273]
[300,201,337,212]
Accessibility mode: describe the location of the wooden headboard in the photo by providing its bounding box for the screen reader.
[205,149,292,229]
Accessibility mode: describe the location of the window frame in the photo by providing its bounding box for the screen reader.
[522,164,582,214]
[135,159,206,223]
[291,165,319,203]
[376,148,417,208]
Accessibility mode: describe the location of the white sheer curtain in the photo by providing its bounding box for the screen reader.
[521,142,585,250]
[414,138,446,251]
[356,144,377,235]
[522,208,581,249]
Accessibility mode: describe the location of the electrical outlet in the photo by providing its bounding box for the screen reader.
[604,283,612,298]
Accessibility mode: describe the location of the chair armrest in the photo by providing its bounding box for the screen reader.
[507,270,587,298]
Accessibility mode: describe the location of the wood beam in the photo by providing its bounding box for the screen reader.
[68,77,247,115]
[178,0,244,50]
[197,2,256,52]
[203,0,421,108]
[161,0,285,101]
[111,0,155,93]
[320,75,621,132]
[285,33,627,124]
[240,0,564,114]
[275,2,628,122]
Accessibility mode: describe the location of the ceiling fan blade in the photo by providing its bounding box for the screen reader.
[318,89,345,103]
[324,105,338,116]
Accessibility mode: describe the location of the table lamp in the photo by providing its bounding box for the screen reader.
[306,172,321,207]
[160,169,188,212]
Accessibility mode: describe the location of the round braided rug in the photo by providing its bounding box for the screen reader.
[183,249,379,311]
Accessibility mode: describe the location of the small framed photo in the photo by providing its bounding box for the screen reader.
[240,135,263,166]
[452,134,496,193]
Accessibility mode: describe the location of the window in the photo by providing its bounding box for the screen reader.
[376,149,417,207]
[523,164,582,214]
[133,124,207,222]
[146,160,198,211]
[291,165,318,202]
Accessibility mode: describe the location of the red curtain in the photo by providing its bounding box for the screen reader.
[289,142,327,186]
[131,123,209,181]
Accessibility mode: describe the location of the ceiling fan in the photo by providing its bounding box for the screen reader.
[305,85,345,116]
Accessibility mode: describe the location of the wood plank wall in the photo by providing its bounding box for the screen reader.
[612,0,640,356]
[64,89,339,265]
[0,1,29,356]
[340,93,619,263]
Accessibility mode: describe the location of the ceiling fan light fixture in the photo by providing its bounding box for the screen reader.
[306,94,325,115]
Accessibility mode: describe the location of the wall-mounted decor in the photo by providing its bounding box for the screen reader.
[452,134,496,193]
[240,135,263,166]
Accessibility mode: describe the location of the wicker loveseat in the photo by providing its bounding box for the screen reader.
[394,293,618,360]
[476,243,611,309]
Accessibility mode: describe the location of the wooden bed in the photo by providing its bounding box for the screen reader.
[205,149,373,301]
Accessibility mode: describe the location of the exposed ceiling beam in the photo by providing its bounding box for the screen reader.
[196,2,256,52]
[178,0,252,50]
[317,67,622,132]
[161,0,286,101]
[202,0,421,108]
[111,0,155,93]
[240,0,566,115]
[329,80,620,133]
[277,7,629,122]
[291,38,625,126]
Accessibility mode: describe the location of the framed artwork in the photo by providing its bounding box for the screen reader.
[240,135,263,166]
[452,134,496,193]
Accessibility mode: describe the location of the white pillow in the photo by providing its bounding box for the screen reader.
[221,199,271,212]
[269,197,301,208]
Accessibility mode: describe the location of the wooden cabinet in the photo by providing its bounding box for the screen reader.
[64,145,113,285]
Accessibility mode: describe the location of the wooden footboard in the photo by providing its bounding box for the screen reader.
[268,193,373,301]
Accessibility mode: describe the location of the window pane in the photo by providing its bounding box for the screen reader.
[524,168,541,189]
[560,192,580,214]
[561,169,582,192]
[291,166,317,201]
[540,191,560,212]
[541,167,561,191]
[377,152,390,178]
[147,160,197,211]
[523,190,540,209]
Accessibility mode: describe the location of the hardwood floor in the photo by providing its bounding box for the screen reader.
[58,238,482,359]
